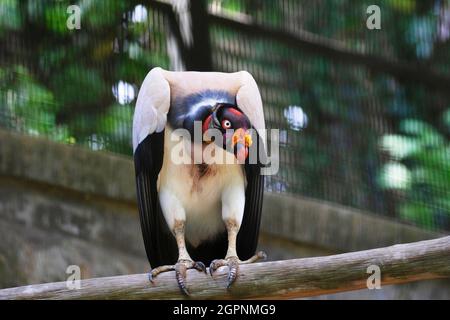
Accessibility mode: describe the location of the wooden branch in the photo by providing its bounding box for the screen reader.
[0,236,449,300]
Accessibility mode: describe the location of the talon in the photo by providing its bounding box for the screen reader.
[175,263,189,296]
[209,259,226,277]
[227,259,239,289]
[194,261,207,274]
[148,270,154,283]
[148,265,174,283]
[147,260,207,295]
[209,260,216,276]
[208,252,267,289]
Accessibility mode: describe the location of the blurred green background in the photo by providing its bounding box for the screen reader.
[0,0,449,232]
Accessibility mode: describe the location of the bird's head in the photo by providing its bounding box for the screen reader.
[202,103,253,163]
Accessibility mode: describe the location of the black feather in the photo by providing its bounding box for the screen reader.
[237,132,266,260]
[236,163,264,260]
[134,132,178,267]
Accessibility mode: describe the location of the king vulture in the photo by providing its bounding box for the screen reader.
[132,68,266,294]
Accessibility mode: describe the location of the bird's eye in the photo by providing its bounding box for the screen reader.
[222,119,232,129]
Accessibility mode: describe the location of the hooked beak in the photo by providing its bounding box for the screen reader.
[231,128,252,163]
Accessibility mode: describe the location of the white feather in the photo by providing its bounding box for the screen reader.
[236,71,266,146]
[132,67,170,152]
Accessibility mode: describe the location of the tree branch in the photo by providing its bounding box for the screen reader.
[0,236,449,300]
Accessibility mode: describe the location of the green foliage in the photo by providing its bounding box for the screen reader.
[443,109,450,129]
[0,0,21,31]
[379,116,450,228]
[399,202,434,229]
[45,3,70,35]
[0,0,170,153]
[388,0,416,13]
[81,0,128,29]
[51,65,107,107]
[0,65,71,141]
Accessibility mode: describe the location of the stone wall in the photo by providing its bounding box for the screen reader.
[0,130,448,299]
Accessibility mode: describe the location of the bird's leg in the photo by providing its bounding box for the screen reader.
[149,219,206,295]
[209,218,267,288]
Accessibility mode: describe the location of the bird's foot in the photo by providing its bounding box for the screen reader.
[149,259,207,295]
[209,251,267,288]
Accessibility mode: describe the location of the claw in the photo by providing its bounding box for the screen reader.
[148,265,175,284]
[194,261,207,274]
[208,252,268,289]
[175,263,189,296]
[226,258,239,289]
[148,270,153,283]
[148,260,207,296]
[208,257,239,288]
[209,259,226,277]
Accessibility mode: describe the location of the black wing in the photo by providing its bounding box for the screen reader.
[134,132,178,267]
[236,163,264,260]
[237,132,266,260]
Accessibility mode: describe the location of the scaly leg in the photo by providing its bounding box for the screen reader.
[209,219,267,288]
[149,219,206,295]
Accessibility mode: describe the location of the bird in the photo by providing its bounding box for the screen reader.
[132,67,267,295]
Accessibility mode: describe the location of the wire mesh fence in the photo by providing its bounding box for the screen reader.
[0,0,449,232]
